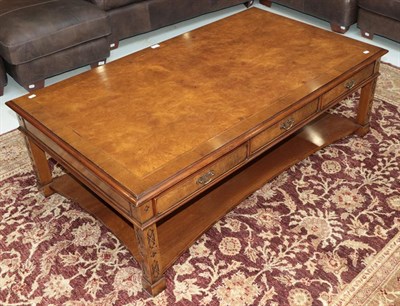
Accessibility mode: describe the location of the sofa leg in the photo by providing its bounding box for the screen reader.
[244,0,254,8]
[361,30,374,40]
[0,86,3,96]
[110,42,119,50]
[259,0,272,7]
[330,23,349,34]
[24,80,45,92]
[90,59,107,69]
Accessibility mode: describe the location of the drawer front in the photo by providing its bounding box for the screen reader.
[321,63,374,108]
[250,99,319,154]
[155,144,247,214]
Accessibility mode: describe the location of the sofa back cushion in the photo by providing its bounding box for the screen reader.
[86,0,143,11]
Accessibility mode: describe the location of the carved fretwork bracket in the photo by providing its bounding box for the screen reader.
[134,224,163,285]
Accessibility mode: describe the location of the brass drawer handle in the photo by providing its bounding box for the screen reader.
[345,79,355,90]
[280,117,295,131]
[197,170,215,185]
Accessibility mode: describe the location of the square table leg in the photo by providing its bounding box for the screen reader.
[134,224,166,296]
[355,77,378,136]
[24,135,54,197]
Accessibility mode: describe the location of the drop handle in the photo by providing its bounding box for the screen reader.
[197,170,215,185]
[280,117,295,131]
[345,79,356,90]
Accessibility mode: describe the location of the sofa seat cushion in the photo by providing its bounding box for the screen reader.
[0,0,111,65]
[86,0,143,11]
[358,0,400,21]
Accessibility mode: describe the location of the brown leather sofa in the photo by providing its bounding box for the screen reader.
[0,57,6,96]
[0,0,112,93]
[260,0,358,33]
[357,0,400,42]
[0,0,252,96]
[93,0,253,48]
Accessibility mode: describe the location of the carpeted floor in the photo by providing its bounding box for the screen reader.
[0,63,399,305]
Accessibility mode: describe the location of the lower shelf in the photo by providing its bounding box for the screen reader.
[51,112,359,274]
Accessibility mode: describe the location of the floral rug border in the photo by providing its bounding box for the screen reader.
[332,231,400,305]
[330,61,400,306]
[0,130,31,181]
[375,62,400,107]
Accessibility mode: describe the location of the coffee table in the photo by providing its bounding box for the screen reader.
[7,8,387,296]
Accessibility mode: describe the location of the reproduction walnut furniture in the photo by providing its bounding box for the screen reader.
[7,8,387,296]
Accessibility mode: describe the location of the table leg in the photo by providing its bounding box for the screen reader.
[134,224,166,296]
[24,136,54,196]
[355,78,377,136]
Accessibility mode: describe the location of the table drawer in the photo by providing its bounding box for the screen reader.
[155,144,247,215]
[250,99,319,154]
[321,63,374,108]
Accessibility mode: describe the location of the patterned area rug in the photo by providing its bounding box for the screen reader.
[1,63,399,305]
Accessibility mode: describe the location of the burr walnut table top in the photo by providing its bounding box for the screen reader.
[7,7,387,296]
[8,8,384,204]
